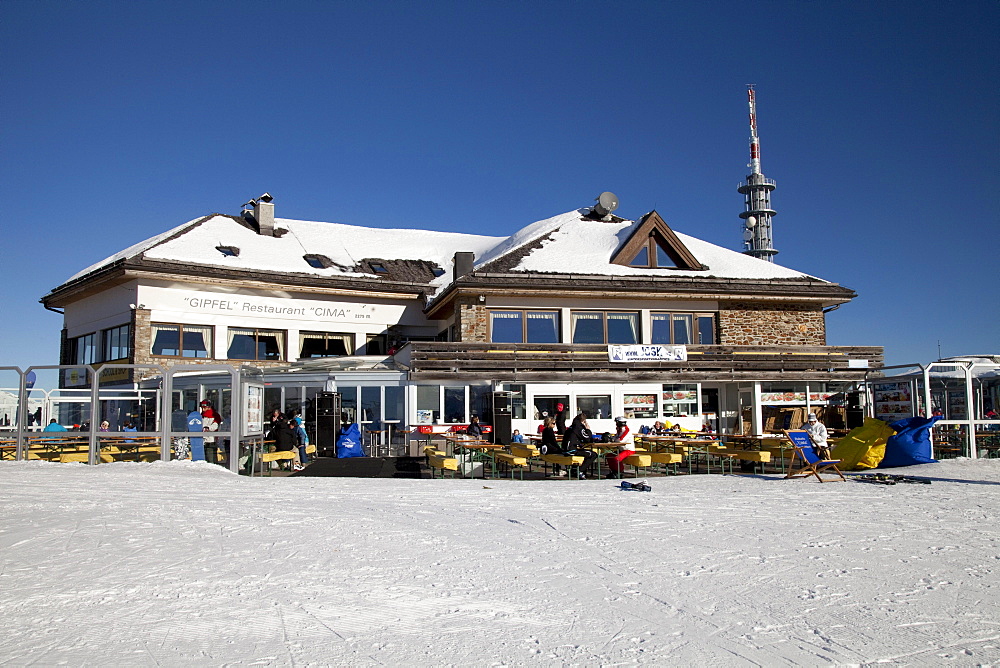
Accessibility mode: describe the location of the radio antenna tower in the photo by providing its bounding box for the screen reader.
[738,85,778,262]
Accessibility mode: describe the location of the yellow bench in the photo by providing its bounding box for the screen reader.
[540,453,585,478]
[59,452,114,464]
[509,444,540,458]
[623,453,653,476]
[494,452,529,479]
[261,450,296,475]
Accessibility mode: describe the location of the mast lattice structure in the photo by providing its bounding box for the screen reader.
[738,85,778,262]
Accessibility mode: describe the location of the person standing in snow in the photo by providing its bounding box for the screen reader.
[804,412,831,459]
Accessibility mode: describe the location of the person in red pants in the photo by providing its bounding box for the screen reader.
[605,416,635,479]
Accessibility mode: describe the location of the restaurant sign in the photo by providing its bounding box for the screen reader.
[608,344,687,363]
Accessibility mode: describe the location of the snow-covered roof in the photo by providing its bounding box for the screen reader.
[54,207,831,300]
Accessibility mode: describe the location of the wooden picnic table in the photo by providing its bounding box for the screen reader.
[448,439,503,478]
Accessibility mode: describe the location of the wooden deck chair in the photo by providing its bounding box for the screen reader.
[782,430,845,482]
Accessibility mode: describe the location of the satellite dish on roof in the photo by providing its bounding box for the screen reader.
[593,192,619,219]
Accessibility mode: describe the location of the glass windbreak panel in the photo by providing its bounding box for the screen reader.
[361,386,382,425]
[384,386,404,422]
[607,313,638,344]
[490,311,523,343]
[629,246,649,267]
[697,316,715,344]
[651,314,670,344]
[934,423,969,459]
[339,386,358,423]
[151,325,181,356]
[572,312,604,344]
[577,395,612,420]
[444,387,465,424]
[655,244,674,268]
[416,385,440,424]
[672,314,693,345]
[264,387,282,420]
[526,311,559,343]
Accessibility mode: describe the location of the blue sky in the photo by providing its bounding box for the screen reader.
[1,0,996,367]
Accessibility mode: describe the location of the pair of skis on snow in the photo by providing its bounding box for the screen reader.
[848,473,931,486]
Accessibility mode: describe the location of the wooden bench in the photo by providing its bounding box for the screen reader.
[647,451,683,474]
[260,450,296,475]
[424,446,458,477]
[59,452,114,464]
[540,453,585,478]
[493,452,529,479]
[715,448,771,473]
[623,453,653,476]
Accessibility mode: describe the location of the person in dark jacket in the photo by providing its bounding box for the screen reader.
[466,415,484,439]
[562,413,597,479]
[554,403,568,435]
[272,418,302,470]
[539,416,567,477]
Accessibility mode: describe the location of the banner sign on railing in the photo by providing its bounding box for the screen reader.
[608,344,687,362]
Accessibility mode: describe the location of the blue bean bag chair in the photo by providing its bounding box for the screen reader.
[879,415,941,468]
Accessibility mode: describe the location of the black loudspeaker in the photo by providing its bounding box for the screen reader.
[846,392,862,410]
[492,392,512,445]
[315,392,340,456]
[846,408,864,429]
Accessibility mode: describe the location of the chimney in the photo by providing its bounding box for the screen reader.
[453,252,474,281]
[254,197,275,237]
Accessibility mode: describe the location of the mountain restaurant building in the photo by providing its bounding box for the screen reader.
[40,196,883,445]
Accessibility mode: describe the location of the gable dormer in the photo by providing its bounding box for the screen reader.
[611,210,706,270]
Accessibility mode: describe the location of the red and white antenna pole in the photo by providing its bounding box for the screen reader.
[747,84,761,175]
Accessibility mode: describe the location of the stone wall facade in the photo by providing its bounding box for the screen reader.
[455,298,489,342]
[717,301,826,346]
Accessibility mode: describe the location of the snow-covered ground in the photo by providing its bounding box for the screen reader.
[1,459,998,666]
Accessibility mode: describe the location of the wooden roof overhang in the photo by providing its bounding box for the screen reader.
[424,272,857,320]
[41,257,431,309]
[403,342,884,383]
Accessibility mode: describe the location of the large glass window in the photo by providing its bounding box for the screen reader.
[339,386,358,423]
[365,333,388,355]
[71,333,98,365]
[503,383,527,419]
[444,387,465,424]
[571,311,638,344]
[384,386,404,422]
[652,313,716,345]
[227,328,284,361]
[299,332,354,358]
[662,384,699,417]
[102,324,131,361]
[361,386,382,426]
[152,323,213,358]
[416,385,440,424]
[489,310,560,343]
[577,395,612,420]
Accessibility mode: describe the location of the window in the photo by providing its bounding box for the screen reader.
[571,311,639,344]
[577,395,612,420]
[365,333,388,355]
[70,333,98,365]
[444,387,465,423]
[370,263,388,274]
[227,327,284,361]
[303,254,334,269]
[416,385,440,424]
[628,236,679,268]
[151,324,213,358]
[651,313,716,345]
[102,324,131,361]
[299,332,354,358]
[489,310,560,343]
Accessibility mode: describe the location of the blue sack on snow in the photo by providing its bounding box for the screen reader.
[336,423,365,458]
[879,415,941,468]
